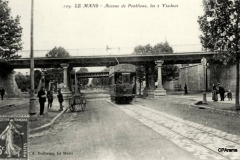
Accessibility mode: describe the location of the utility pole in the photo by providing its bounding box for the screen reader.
[29,0,37,120]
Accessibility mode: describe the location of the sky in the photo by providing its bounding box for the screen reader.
[8,0,205,72]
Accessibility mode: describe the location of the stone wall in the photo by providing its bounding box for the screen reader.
[163,80,179,91]
[210,65,235,92]
[178,63,238,92]
[178,64,210,91]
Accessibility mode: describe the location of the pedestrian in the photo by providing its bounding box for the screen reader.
[37,87,46,116]
[47,87,54,109]
[227,89,232,101]
[218,83,225,101]
[184,84,188,95]
[212,84,218,101]
[57,90,64,111]
[0,87,5,100]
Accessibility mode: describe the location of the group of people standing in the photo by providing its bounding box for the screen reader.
[212,83,232,101]
[37,87,64,116]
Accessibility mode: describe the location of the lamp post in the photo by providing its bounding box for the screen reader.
[201,57,207,104]
[29,0,37,120]
[206,63,209,92]
[201,57,207,90]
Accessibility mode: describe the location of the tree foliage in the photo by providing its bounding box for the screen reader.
[0,0,23,77]
[15,70,42,92]
[44,68,63,84]
[77,67,89,86]
[44,46,70,86]
[15,72,30,92]
[198,0,240,63]
[133,44,153,55]
[153,42,174,54]
[45,46,70,58]
[133,42,179,82]
[198,0,240,108]
[0,0,22,60]
[92,68,109,87]
[160,65,179,81]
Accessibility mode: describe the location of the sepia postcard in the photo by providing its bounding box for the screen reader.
[1,0,240,159]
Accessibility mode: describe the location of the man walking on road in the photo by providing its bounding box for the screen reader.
[218,83,225,101]
[38,87,46,116]
[0,87,5,100]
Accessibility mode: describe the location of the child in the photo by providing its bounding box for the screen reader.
[227,89,232,101]
[57,90,64,111]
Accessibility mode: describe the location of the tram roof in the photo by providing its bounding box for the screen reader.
[109,64,136,75]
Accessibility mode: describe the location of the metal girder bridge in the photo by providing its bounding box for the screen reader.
[73,72,109,78]
[8,52,216,69]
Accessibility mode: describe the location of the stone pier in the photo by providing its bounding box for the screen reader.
[154,60,166,98]
[60,63,71,98]
[154,60,166,97]
[0,71,22,97]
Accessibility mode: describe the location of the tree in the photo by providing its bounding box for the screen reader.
[153,42,173,54]
[45,46,70,58]
[198,0,240,109]
[0,0,23,77]
[133,44,153,55]
[77,67,89,86]
[92,68,109,87]
[44,68,63,84]
[133,42,179,83]
[15,70,42,92]
[15,72,30,92]
[44,46,70,87]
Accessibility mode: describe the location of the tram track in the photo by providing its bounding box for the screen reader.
[134,104,240,146]
[106,99,240,160]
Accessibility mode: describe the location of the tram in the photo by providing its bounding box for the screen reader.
[109,64,136,104]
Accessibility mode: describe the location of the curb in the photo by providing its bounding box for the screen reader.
[0,104,15,109]
[29,107,68,135]
[190,101,240,117]
[0,102,29,112]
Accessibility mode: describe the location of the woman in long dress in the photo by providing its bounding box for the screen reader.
[0,119,24,158]
[212,84,218,101]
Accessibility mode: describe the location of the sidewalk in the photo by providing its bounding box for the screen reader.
[0,98,29,108]
[0,97,69,134]
[171,92,239,116]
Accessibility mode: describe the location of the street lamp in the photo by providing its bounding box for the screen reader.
[201,57,207,90]
[201,57,207,104]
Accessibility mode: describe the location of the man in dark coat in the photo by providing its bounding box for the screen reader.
[218,83,225,101]
[0,87,5,100]
[37,87,46,115]
[57,89,64,111]
[184,84,188,95]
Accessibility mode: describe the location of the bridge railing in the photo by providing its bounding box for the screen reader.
[16,44,203,58]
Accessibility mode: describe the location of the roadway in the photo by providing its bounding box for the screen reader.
[29,92,240,160]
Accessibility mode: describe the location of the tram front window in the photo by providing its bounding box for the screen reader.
[122,73,130,84]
